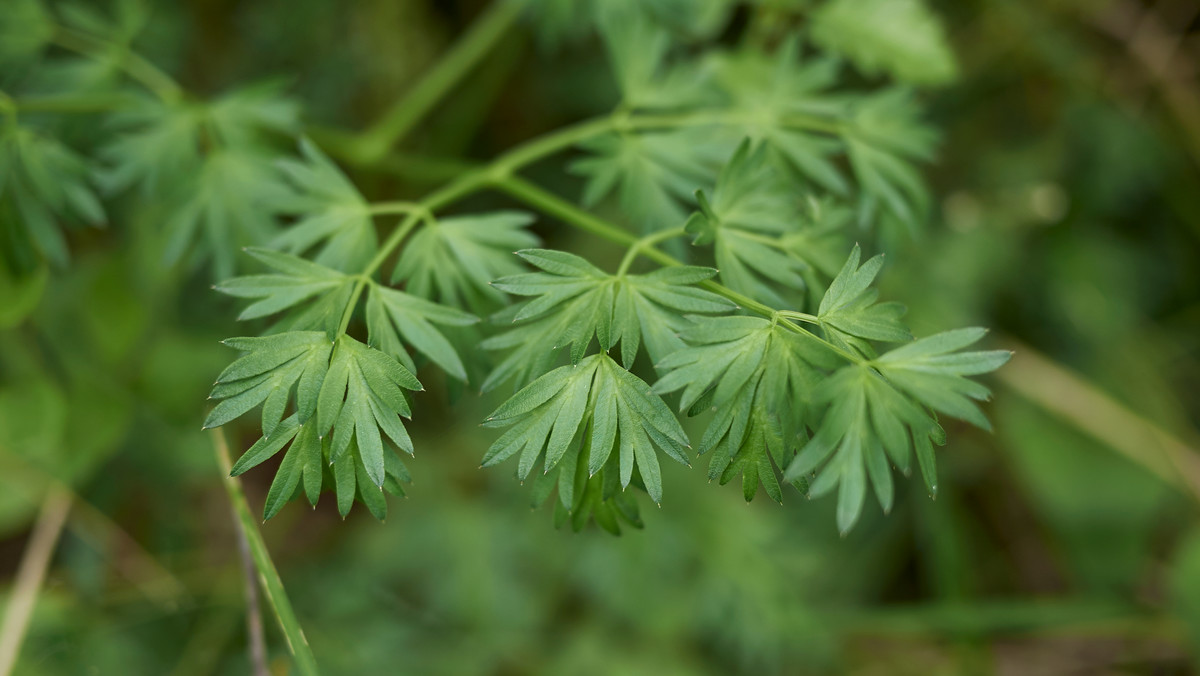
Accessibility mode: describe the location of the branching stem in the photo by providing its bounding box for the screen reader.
[50,27,183,103]
[617,228,689,276]
[348,0,528,164]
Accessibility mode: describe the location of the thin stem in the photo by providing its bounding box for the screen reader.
[0,486,72,676]
[9,93,137,114]
[492,174,638,247]
[617,227,689,276]
[350,0,527,164]
[778,310,820,324]
[212,430,320,676]
[366,201,423,216]
[235,520,270,676]
[51,27,182,103]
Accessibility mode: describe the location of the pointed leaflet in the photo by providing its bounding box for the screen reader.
[483,249,732,391]
[100,86,298,279]
[570,128,726,233]
[0,125,105,269]
[270,138,376,272]
[811,0,957,86]
[392,211,538,313]
[873,327,1012,431]
[366,283,478,381]
[842,89,938,230]
[654,315,840,501]
[817,244,911,352]
[686,140,809,308]
[596,3,711,110]
[215,248,353,333]
[784,329,1007,535]
[209,332,420,520]
[711,38,848,194]
[483,354,688,515]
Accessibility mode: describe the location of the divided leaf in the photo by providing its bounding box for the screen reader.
[0,124,105,271]
[392,211,538,313]
[686,140,809,308]
[483,353,689,530]
[654,315,840,501]
[843,89,938,230]
[215,248,354,337]
[100,86,299,279]
[783,330,1010,534]
[207,332,421,520]
[270,138,377,272]
[482,249,732,391]
[570,129,724,233]
[366,283,479,382]
[811,0,957,86]
[817,244,911,352]
[873,328,1013,431]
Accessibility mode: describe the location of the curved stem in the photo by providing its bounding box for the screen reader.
[617,227,688,276]
[51,27,182,103]
[9,93,136,114]
[212,430,320,676]
[0,486,71,676]
[366,201,423,216]
[350,0,527,164]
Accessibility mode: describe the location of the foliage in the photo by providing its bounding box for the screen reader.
[0,0,1008,536]
[6,0,1200,674]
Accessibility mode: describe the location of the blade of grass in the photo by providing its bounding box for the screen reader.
[0,485,71,676]
[996,338,1200,502]
[211,429,320,676]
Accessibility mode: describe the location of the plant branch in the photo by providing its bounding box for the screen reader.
[617,227,689,276]
[234,518,270,676]
[212,430,320,676]
[348,0,527,164]
[0,485,72,676]
[50,27,182,103]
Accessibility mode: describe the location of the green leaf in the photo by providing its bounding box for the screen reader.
[483,354,689,525]
[783,361,967,533]
[654,315,839,501]
[686,139,810,308]
[210,332,420,520]
[366,283,478,382]
[270,138,376,272]
[811,0,957,86]
[215,248,352,330]
[570,129,725,233]
[100,86,299,279]
[0,124,106,269]
[843,89,938,230]
[483,249,731,390]
[392,211,538,313]
[711,38,848,194]
[596,3,712,110]
[873,327,1012,431]
[817,244,911,351]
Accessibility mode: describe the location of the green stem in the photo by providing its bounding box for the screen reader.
[51,27,183,103]
[351,0,527,164]
[367,201,423,216]
[617,227,688,276]
[9,93,136,114]
[212,430,320,676]
[778,310,820,324]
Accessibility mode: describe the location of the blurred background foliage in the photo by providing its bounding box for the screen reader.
[2,0,1200,674]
